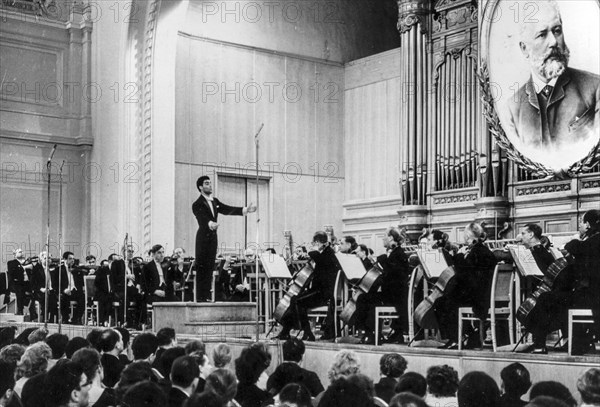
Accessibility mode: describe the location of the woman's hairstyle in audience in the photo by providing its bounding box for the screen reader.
[121,380,167,407]
[278,383,312,407]
[464,222,487,244]
[116,361,154,403]
[0,343,26,368]
[389,392,430,407]
[204,368,238,403]
[45,333,69,359]
[132,333,158,361]
[282,338,305,363]
[157,347,185,379]
[86,329,103,351]
[235,347,269,385]
[16,341,52,379]
[27,327,48,345]
[12,328,37,346]
[577,368,600,405]
[327,350,361,382]
[64,337,90,359]
[317,377,372,407]
[457,371,500,407]
[526,396,570,407]
[184,339,206,355]
[348,374,375,399]
[380,353,408,378]
[529,381,577,407]
[249,341,272,368]
[211,343,232,368]
[0,327,17,349]
[500,362,531,397]
[71,348,101,383]
[184,391,223,407]
[396,372,427,398]
[426,364,459,398]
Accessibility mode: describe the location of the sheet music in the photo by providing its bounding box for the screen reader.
[335,253,366,280]
[548,234,576,250]
[506,244,544,277]
[416,249,448,279]
[259,253,292,279]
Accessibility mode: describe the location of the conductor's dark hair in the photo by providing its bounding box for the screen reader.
[312,231,328,244]
[62,251,74,260]
[525,224,543,239]
[501,362,531,397]
[196,176,210,191]
[282,338,305,362]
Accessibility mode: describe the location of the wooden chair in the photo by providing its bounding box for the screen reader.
[374,306,400,346]
[568,309,594,355]
[458,263,515,351]
[308,270,345,338]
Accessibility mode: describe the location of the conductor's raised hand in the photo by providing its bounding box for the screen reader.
[247,202,257,213]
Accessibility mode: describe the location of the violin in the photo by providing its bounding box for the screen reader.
[340,263,382,325]
[413,265,457,329]
[273,262,315,323]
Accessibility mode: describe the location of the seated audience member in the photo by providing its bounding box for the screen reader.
[266,338,324,397]
[97,329,125,388]
[529,382,577,407]
[65,337,91,359]
[115,361,155,404]
[312,349,361,406]
[12,328,37,347]
[526,396,570,407]
[169,356,200,407]
[375,353,407,404]
[14,341,52,397]
[153,328,177,369]
[499,362,531,407]
[184,392,223,407]
[249,342,271,392]
[425,364,459,407]
[348,374,376,403]
[395,372,427,398]
[45,333,69,370]
[157,347,186,381]
[276,383,311,407]
[121,380,168,407]
[389,392,429,407]
[0,360,20,407]
[317,377,373,407]
[21,371,46,407]
[115,327,132,365]
[0,344,26,370]
[234,347,273,407]
[132,333,159,364]
[577,368,600,407]
[457,371,500,407]
[27,328,48,345]
[202,368,238,406]
[45,360,92,407]
[211,343,232,369]
[86,330,103,352]
[184,340,205,356]
[189,350,211,394]
[71,348,116,407]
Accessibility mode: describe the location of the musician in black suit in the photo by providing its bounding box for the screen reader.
[354,227,410,344]
[143,245,178,303]
[7,248,34,317]
[94,254,121,326]
[31,251,58,322]
[275,231,339,342]
[59,251,85,325]
[192,176,256,302]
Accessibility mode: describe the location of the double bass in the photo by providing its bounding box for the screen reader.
[339,263,382,325]
[273,262,315,323]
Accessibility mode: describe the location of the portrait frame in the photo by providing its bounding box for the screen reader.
[479,0,600,178]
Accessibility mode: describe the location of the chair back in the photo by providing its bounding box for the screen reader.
[84,276,96,301]
[333,270,345,306]
[491,263,514,305]
[373,396,388,407]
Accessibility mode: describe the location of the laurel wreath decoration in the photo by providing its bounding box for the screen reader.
[477,61,600,179]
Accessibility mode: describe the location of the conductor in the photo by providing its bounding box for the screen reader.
[192,175,256,302]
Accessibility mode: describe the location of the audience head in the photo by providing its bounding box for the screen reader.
[211,343,232,368]
[171,355,200,391]
[526,396,570,407]
[235,347,269,385]
[0,343,26,368]
[327,350,361,383]
[184,339,205,356]
[85,329,103,351]
[577,368,600,406]
[158,347,185,379]
[116,361,154,402]
[115,327,130,350]
[500,362,531,398]
[0,360,16,407]
[347,373,375,399]
[27,327,48,345]
[380,353,408,379]
[530,381,577,407]
[121,380,167,407]
[46,333,69,360]
[45,360,91,407]
[185,391,222,407]
[457,371,500,407]
[250,341,272,368]
[317,377,372,407]
[389,392,430,407]
[427,364,459,398]
[132,333,158,362]
[156,328,176,349]
[71,348,102,384]
[0,327,16,349]
[204,368,238,404]
[97,328,123,354]
[65,337,90,359]
[282,338,305,363]
[16,341,52,379]
[278,383,312,407]
[396,372,427,398]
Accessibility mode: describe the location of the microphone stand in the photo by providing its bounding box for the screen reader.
[254,123,263,341]
[57,160,65,333]
[44,144,57,329]
[123,233,128,326]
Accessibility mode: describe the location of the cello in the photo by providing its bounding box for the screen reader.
[273,262,315,323]
[413,265,457,329]
[340,263,383,325]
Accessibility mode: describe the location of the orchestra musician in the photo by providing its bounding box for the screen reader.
[354,227,410,345]
[31,251,58,323]
[170,247,193,301]
[7,248,35,318]
[84,255,97,274]
[355,244,373,270]
[293,246,309,261]
[226,249,254,302]
[339,236,357,254]
[274,231,339,341]
[192,175,256,302]
[428,230,459,261]
[563,209,600,355]
[94,254,120,326]
[59,251,85,325]
[434,222,497,350]
[143,244,176,303]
